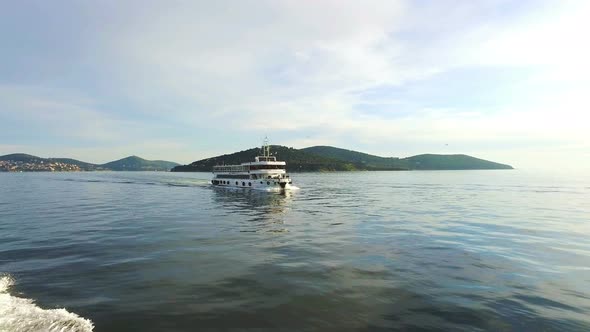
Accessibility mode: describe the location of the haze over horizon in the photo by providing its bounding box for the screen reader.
[1,1,588,170]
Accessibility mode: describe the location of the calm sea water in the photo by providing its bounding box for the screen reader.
[1,170,589,331]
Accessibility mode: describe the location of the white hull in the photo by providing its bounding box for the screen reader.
[211,178,294,191]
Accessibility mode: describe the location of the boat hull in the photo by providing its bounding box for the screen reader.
[211,178,294,191]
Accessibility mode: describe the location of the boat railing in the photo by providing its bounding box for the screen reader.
[213,165,249,172]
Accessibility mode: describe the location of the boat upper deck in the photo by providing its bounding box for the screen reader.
[256,156,276,162]
[213,161,286,173]
[212,138,288,174]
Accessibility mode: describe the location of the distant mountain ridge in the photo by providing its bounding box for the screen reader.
[301,146,513,170]
[403,153,513,170]
[0,153,179,172]
[102,156,179,171]
[1,146,513,172]
[171,146,359,172]
[301,146,407,170]
[172,145,513,172]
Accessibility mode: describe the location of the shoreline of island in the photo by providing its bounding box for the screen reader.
[1,145,513,173]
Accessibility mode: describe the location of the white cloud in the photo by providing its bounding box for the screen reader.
[0,85,134,142]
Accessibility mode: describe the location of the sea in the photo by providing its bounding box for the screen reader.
[1,170,589,331]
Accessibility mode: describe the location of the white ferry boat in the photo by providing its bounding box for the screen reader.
[211,140,294,191]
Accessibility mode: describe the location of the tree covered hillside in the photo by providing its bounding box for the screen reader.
[302,146,513,170]
[172,145,513,172]
[102,156,179,171]
[404,154,513,170]
[171,146,358,172]
[301,146,409,170]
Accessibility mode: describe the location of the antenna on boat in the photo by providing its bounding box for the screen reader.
[263,136,270,157]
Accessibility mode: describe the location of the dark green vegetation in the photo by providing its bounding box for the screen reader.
[403,154,513,170]
[301,146,408,170]
[172,146,359,172]
[172,145,513,172]
[102,156,179,171]
[302,146,513,170]
[0,153,46,163]
[0,153,179,172]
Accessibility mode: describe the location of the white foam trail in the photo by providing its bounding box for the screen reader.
[0,276,94,332]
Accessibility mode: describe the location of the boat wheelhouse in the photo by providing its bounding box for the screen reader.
[211,140,294,191]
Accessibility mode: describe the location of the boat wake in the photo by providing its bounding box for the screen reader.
[60,177,211,188]
[237,185,301,192]
[0,276,94,332]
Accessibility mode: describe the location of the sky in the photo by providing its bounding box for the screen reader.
[1,0,589,170]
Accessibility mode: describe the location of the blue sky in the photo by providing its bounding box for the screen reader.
[1,0,588,170]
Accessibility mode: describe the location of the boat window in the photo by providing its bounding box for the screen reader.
[242,182,245,186]
[248,182,252,186]
[235,181,238,185]
[267,181,270,185]
[217,174,250,179]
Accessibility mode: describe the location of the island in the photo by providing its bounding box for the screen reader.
[171,145,513,172]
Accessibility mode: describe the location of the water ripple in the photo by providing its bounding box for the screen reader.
[1,171,590,331]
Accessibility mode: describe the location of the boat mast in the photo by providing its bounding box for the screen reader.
[262,137,270,157]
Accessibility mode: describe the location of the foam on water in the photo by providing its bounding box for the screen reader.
[61,177,211,188]
[0,276,94,332]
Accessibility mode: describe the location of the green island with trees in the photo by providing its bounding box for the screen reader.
[171,145,513,172]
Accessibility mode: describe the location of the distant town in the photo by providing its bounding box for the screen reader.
[0,160,82,172]
[0,154,179,172]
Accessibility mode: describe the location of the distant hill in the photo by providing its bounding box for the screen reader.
[171,146,358,172]
[49,158,101,170]
[0,153,101,171]
[302,146,512,170]
[301,146,408,170]
[102,156,179,171]
[0,153,46,163]
[172,145,513,172]
[0,154,179,172]
[404,154,513,170]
